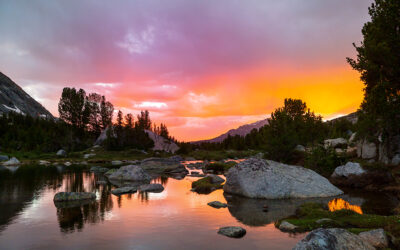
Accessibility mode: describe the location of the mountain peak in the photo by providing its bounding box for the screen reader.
[0,72,54,118]
[192,118,269,143]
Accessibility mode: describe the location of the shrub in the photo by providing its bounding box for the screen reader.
[304,146,346,177]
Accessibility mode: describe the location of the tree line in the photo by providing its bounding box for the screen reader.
[0,87,173,153]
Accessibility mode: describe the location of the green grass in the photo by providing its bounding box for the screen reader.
[191,176,223,194]
[276,202,400,246]
[205,161,237,172]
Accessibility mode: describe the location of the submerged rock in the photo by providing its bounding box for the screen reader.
[207,201,228,208]
[2,157,20,166]
[108,165,151,182]
[54,192,96,202]
[359,229,388,248]
[332,162,365,178]
[90,166,109,173]
[293,228,374,250]
[139,183,164,193]
[224,158,343,199]
[141,157,188,174]
[111,186,138,195]
[217,226,246,238]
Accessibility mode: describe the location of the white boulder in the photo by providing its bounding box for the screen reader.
[223,158,343,199]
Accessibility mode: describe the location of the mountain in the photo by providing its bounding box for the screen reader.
[193,118,269,144]
[0,72,53,118]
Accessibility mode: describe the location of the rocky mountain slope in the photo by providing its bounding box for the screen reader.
[0,72,53,118]
[193,118,269,144]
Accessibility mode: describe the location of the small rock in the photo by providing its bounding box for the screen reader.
[349,132,357,143]
[359,229,388,248]
[2,157,20,166]
[84,153,96,159]
[39,160,50,165]
[111,160,123,166]
[56,149,67,157]
[332,162,365,178]
[111,186,137,195]
[206,174,225,184]
[316,218,333,224]
[279,221,298,231]
[139,183,164,193]
[392,154,400,166]
[294,145,306,152]
[54,192,96,202]
[108,165,152,182]
[207,201,228,208]
[169,155,184,162]
[217,226,246,238]
[324,138,348,149]
[64,162,72,166]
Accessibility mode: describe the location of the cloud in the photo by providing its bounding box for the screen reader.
[134,101,168,109]
[0,0,374,140]
[116,26,155,54]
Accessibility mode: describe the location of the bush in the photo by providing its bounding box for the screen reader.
[304,146,346,177]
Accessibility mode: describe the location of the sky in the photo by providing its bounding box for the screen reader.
[0,0,373,141]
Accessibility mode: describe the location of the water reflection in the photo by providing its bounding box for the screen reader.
[0,165,399,249]
[225,194,334,227]
[0,165,62,232]
[328,198,363,214]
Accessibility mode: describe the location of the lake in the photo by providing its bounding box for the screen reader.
[0,163,397,249]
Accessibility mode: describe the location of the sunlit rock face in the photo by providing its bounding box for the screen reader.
[328,198,363,214]
[224,158,343,199]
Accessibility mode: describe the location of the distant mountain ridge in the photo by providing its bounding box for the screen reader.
[193,118,269,143]
[0,72,53,118]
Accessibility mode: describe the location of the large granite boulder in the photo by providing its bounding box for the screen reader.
[293,228,374,250]
[108,165,152,182]
[331,162,365,178]
[54,192,96,202]
[2,157,20,166]
[141,157,188,174]
[224,158,343,199]
[144,130,179,153]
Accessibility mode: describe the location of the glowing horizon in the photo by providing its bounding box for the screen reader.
[0,0,371,141]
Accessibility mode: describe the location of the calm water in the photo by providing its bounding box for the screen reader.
[0,163,398,250]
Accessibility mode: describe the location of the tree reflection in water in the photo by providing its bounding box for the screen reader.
[0,165,62,233]
[55,171,114,233]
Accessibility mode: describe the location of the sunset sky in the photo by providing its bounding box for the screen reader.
[0,0,372,141]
